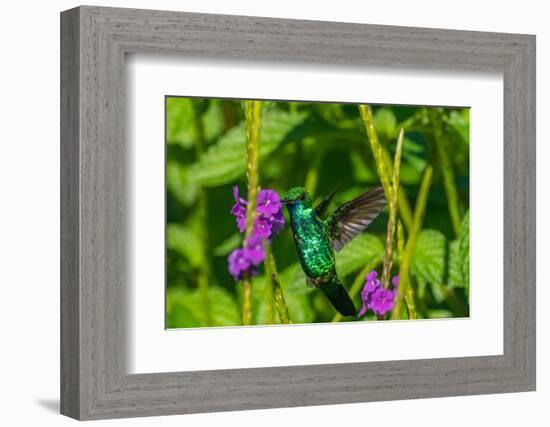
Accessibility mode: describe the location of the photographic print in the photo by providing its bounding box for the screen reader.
[165,98,470,328]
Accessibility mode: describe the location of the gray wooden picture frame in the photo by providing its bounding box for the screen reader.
[60,5,536,421]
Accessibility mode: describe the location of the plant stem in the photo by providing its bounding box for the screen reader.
[381,128,404,288]
[331,256,383,322]
[264,242,291,324]
[381,149,414,232]
[429,109,461,237]
[191,100,211,325]
[242,100,262,325]
[358,105,414,231]
[262,244,275,325]
[397,221,416,319]
[392,166,433,320]
[358,105,393,202]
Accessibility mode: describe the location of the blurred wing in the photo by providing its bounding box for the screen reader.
[314,186,339,219]
[328,186,386,252]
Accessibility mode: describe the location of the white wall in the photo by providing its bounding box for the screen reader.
[0,0,546,425]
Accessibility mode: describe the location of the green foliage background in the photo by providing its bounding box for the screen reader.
[166,97,470,328]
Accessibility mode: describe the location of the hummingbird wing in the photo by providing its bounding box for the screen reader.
[327,186,386,252]
[313,185,340,219]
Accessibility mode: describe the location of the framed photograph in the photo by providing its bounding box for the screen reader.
[61,6,536,420]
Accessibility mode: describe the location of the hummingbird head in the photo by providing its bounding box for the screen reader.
[281,187,312,207]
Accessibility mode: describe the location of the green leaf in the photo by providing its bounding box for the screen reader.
[335,233,385,277]
[250,270,314,325]
[192,110,309,186]
[448,240,463,287]
[447,211,470,297]
[166,98,197,148]
[209,286,241,326]
[285,292,315,324]
[166,286,240,328]
[374,108,397,141]
[349,152,378,183]
[167,224,204,267]
[213,233,242,257]
[275,265,315,323]
[280,263,309,296]
[166,287,202,328]
[202,100,225,142]
[446,109,470,146]
[427,309,454,319]
[166,161,199,206]
[411,229,446,285]
[458,211,470,298]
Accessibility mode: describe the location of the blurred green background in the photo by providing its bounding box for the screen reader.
[166,97,470,328]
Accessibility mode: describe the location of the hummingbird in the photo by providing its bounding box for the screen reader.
[281,186,386,317]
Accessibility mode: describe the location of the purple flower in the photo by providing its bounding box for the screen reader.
[227,235,265,281]
[231,186,248,233]
[228,186,286,282]
[392,275,399,287]
[230,186,285,239]
[228,248,252,281]
[268,210,286,235]
[369,287,397,316]
[244,234,266,265]
[366,270,378,282]
[358,270,399,318]
[257,189,283,217]
[253,216,273,239]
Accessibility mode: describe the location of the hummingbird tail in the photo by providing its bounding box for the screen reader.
[321,278,356,317]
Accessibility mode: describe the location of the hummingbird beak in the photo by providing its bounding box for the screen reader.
[280,199,291,205]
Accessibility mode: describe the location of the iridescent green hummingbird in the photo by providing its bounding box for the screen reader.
[281,186,386,317]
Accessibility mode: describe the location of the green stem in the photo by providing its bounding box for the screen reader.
[429,109,461,237]
[358,105,414,231]
[264,242,291,324]
[392,166,433,320]
[397,221,416,319]
[358,105,392,202]
[242,100,263,326]
[381,129,404,288]
[381,149,414,232]
[331,256,382,322]
[191,101,211,325]
[262,244,275,325]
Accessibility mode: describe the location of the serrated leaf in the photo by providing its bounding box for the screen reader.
[209,286,241,326]
[336,233,385,277]
[448,211,470,295]
[448,240,463,288]
[458,211,470,297]
[166,286,240,328]
[167,224,204,267]
[191,110,309,186]
[411,229,446,284]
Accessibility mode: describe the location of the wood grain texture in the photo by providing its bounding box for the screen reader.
[60,7,80,419]
[60,5,536,420]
